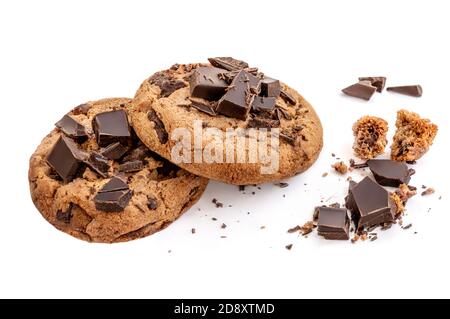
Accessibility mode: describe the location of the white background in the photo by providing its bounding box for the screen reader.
[1,0,449,299]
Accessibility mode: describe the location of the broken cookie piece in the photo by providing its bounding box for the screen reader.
[390,109,438,161]
[332,161,348,174]
[352,116,388,159]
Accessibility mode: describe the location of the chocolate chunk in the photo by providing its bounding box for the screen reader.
[99,176,128,193]
[279,131,296,145]
[216,70,260,120]
[208,57,249,71]
[56,204,73,223]
[252,96,276,112]
[147,109,168,144]
[100,142,128,160]
[85,152,110,178]
[367,159,412,187]
[219,68,259,83]
[260,77,281,97]
[147,197,158,210]
[387,85,423,97]
[279,88,296,105]
[342,81,377,100]
[276,107,292,120]
[149,71,186,98]
[317,207,350,240]
[92,110,131,147]
[72,103,91,115]
[247,117,280,129]
[94,189,132,212]
[55,115,88,143]
[94,177,132,212]
[190,100,217,116]
[46,136,86,183]
[119,160,144,173]
[122,145,149,162]
[345,177,396,230]
[358,77,386,93]
[190,67,228,100]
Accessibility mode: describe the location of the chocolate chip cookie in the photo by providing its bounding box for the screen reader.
[28,98,208,243]
[130,58,323,185]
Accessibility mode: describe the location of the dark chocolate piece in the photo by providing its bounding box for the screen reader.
[358,77,386,93]
[99,176,128,193]
[85,152,110,178]
[94,189,132,212]
[94,177,131,212]
[56,204,73,223]
[316,207,350,240]
[147,109,168,144]
[218,68,259,83]
[119,160,144,173]
[46,136,86,183]
[280,88,296,105]
[276,107,292,120]
[190,100,217,116]
[72,103,91,115]
[216,70,260,120]
[345,177,396,230]
[260,77,281,97]
[342,81,377,100]
[252,96,276,112]
[279,131,296,146]
[387,85,423,97]
[208,57,249,71]
[148,71,186,98]
[367,159,412,187]
[92,110,131,147]
[147,197,158,210]
[190,67,229,100]
[55,115,88,143]
[122,145,149,162]
[100,142,128,160]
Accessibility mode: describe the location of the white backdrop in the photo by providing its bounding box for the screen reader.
[1,0,449,298]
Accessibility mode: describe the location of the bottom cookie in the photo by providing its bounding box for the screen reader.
[28,98,208,243]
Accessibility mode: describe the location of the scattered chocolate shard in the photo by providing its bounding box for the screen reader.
[367,159,412,187]
[149,71,186,98]
[122,145,149,162]
[94,177,132,212]
[280,88,296,105]
[342,81,377,100]
[92,110,131,147]
[285,244,293,250]
[274,182,289,188]
[119,160,144,173]
[279,131,296,145]
[345,177,396,230]
[189,67,229,100]
[219,68,259,83]
[100,142,128,160]
[276,107,292,120]
[316,207,350,240]
[252,96,276,112]
[72,103,91,115]
[216,70,260,120]
[260,77,281,97]
[190,100,217,116]
[287,225,301,233]
[247,116,280,129]
[46,136,86,183]
[208,57,249,71]
[85,152,110,178]
[147,109,168,144]
[421,187,435,196]
[358,77,386,93]
[55,114,88,143]
[387,85,423,97]
[98,176,128,193]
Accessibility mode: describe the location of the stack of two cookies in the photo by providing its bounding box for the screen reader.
[29,57,323,243]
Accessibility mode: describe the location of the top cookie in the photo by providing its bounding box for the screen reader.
[131,58,323,185]
[29,98,208,243]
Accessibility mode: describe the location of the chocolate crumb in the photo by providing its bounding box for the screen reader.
[221,223,227,229]
[370,235,378,242]
[274,182,289,188]
[191,228,196,234]
[238,185,246,191]
[211,217,217,221]
[212,198,224,208]
[260,226,266,230]
[322,172,328,177]
[220,235,227,239]
[285,244,293,250]
[402,223,413,230]
[287,225,301,233]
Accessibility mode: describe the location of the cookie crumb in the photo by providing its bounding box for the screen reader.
[285,244,293,250]
[332,161,348,174]
[391,109,438,161]
[421,187,435,196]
[322,172,328,177]
[352,116,388,159]
[300,221,316,236]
